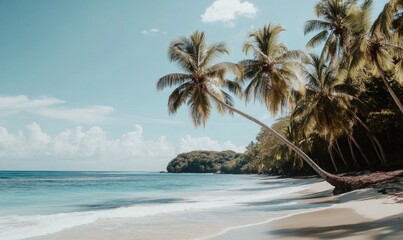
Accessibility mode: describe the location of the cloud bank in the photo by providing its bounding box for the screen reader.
[179,135,244,153]
[0,123,244,171]
[201,0,258,27]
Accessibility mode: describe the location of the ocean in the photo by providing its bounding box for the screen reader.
[0,171,333,240]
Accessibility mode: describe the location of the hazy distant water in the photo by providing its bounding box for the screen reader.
[0,171,332,240]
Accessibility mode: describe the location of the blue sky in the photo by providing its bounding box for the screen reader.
[0,0,388,171]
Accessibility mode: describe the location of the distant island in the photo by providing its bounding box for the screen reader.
[166,150,255,174]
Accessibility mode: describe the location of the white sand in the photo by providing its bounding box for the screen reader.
[210,181,403,240]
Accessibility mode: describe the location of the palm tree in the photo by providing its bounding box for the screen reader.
[156,31,243,126]
[304,0,365,64]
[372,0,403,37]
[240,24,306,114]
[157,31,352,193]
[348,0,403,114]
[292,54,385,171]
[292,54,354,171]
[391,1,403,36]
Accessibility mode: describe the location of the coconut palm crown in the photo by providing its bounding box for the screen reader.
[239,23,306,115]
[292,54,354,140]
[304,0,371,64]
[347,0,403,113]
[372,0,403,37]
[156,31,242,127]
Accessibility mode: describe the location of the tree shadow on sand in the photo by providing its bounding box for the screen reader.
[267,213,403,239]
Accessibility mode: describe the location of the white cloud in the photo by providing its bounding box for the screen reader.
[141,28,166,36]
[0,95,63,116]
[0,123,175,170]
[38,106,114,124]
[0,123,244,170]
[179,135,244,153]
[0,95,114,124]
[201,0,258,27]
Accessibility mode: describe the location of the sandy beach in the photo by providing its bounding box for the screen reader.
[19,176,402,240]
[210,181,403,240]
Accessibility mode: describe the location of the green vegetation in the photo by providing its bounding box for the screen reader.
[166,150,255,174]
[159,0,403,194]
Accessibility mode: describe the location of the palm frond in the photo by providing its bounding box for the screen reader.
[206,62,243,80]
[169,39,197,72]
[371,0,394,35]
[304,20,332,35]
[212,90,235,115]
[243,42,268,59]
[157,73,191,90]
[276,50,308,62]
[168,82,194,114]
[306,30,329,50]
[243,70,263,103]
[200,42,229,68]
[189,86,211,127]
[190,31,206,68]
[223,79,243,97]
[238,59,261,81]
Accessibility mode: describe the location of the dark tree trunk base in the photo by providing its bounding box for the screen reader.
[325,170,403,195]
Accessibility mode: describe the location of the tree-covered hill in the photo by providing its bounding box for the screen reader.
[166,150,256,174]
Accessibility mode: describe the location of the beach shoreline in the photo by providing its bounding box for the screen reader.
[8,174,400,240]
[209,180,403,240]
[6,174,318,240]
[21,176,330,240]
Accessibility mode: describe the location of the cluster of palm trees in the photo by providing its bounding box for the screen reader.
[157,0,403,193]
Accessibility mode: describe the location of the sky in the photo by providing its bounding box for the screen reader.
[0,0,388,171]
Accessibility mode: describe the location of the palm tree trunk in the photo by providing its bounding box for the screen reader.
[328,145,338,172]
[381,77,403,114]
[369,137,384,165]
[352,115,386,164]
[206,91,348,189]
[334,140,348,168]
[350,135,371,166]
[347,138,360,168]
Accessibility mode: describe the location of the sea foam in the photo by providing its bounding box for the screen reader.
[0,182,306,240]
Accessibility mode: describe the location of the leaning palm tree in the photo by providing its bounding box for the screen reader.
[239,23,306,114]
[157,31,356,193]
[157,31,243,126]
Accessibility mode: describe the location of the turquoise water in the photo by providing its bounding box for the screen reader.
[0,171,331,240]
[0,171,257,215]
